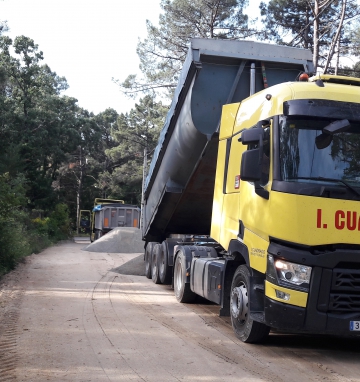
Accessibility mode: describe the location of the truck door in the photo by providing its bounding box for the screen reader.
[218,133,247,248]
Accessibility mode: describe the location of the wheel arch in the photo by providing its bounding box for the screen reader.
[172,245,192,285]
[220,240,249,316]
[222,239,266,320]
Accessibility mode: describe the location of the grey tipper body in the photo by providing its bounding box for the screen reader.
[142,38,313,244]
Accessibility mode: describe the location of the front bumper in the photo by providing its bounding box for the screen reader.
[264,243,360,335]
[264,274,360,335]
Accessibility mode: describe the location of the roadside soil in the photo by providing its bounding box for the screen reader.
[1,239,360,382]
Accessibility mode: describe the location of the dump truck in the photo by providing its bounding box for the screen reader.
[142,37,360,343]
[90,198,140,242]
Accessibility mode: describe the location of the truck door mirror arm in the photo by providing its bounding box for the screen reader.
[254,181,270,199]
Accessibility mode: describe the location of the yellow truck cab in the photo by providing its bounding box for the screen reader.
[212,74,360,341]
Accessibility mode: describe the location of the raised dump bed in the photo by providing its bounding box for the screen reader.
[142,38,313,243]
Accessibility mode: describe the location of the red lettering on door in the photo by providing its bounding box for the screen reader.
[317,209,322,228]
[347,211,357,231]
[335,210,345,230]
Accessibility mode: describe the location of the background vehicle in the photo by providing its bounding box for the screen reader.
[78,209,91,234]
[90,198,140,242]
[141,38,360,343]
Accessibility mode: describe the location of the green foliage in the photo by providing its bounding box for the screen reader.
[104,95,168,203]
[117,0,254,98]
[0,172,72,275]
[336,61,360,77]
[0,34,102,274]
[0,216,31,276]
[47,204,71,240]
[351,22,360,58]
[0,174,29,275]
[260,0,360,70]
[0,29,168,275]
[31,204,71,241]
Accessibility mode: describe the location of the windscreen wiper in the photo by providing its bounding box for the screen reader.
[295,177,360,199]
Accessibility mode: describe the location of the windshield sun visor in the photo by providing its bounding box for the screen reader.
[283,99,360,122]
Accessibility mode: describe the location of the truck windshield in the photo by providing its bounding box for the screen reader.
[279,115,360,189]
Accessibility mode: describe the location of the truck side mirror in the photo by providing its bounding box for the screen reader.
[239,127,264,181]
[240,149,262,181]
[240,127,270,199]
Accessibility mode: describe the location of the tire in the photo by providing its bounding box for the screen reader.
[173,249,196,303]
[159,242,172,284]
[152,244,162,284]
[230,265,270,343]
[145,242,156,279]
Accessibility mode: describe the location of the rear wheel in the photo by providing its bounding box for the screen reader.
[145,242,157,279]
[230,265,270,343]
[173,249,196,303]
[152,244,161,284]
[159,242,172,284]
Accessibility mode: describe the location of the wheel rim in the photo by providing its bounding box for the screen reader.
[152,255,157,276]
[174,258,182,294]
[159,252,165,275]
[145,253,150,273]
[230,283,248,323]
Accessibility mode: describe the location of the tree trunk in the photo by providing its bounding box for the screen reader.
[335,37,341,75]
[313,0,320,72]
[323,0,347,74]
[76,146,83,235]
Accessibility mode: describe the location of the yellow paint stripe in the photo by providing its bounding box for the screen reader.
[265,280,308,308]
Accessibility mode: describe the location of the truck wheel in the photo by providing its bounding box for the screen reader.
[159,242,171,284]
[174,250,196,303]
[230,265,270,343]
[145,242,156,279]
[152,244,161,284]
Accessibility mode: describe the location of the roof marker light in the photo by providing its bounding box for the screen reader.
[299,73,309,81]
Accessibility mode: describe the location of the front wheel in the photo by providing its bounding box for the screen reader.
[173,249,196,303]
[230,265,270,343]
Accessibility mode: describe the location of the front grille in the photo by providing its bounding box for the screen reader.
[328,268,360,313]
[332,269,360,291]
[329,294,360,312]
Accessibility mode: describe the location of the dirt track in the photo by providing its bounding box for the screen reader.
[1,240,360,382]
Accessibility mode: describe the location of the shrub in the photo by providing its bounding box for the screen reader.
[0,175,72,276]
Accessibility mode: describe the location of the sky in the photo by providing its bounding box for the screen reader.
[0,0,264,115]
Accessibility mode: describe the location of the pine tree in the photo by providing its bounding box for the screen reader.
[260,0,360,72]
[116,0,254,99]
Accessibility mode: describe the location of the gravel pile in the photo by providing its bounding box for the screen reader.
[111,255,145,276]
[83,227,145,253]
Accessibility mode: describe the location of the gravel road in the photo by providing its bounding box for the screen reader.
[0,240,360,382]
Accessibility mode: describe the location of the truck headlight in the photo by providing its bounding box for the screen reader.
[267,255,312,290]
